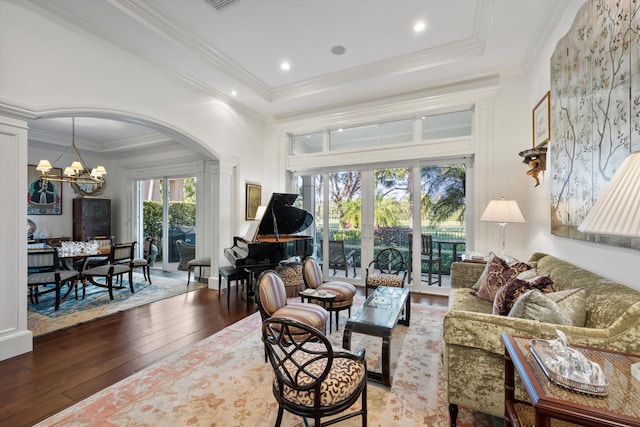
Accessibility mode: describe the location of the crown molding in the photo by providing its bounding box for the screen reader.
[271,0,495,102]
[273,74,500,132]
[20,0,266,122]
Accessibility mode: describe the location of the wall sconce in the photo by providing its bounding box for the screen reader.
[519,145,547,187]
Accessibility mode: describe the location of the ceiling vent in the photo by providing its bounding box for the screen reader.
[205,0,237,10]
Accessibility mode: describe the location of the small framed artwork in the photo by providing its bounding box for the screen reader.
[27,164,63,215]
[532,91,551,147]
[245,183,262,220]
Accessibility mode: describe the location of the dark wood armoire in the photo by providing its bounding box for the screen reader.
[73,198,111,241]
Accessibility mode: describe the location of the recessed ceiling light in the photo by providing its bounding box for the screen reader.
[331,45,346,55]
[231,90,237,96]
[280,61,291,70]
[414,21,426,32]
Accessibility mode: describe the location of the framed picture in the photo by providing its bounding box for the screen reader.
[27,164,63,215]
[245,183,262,220]
[532,91,550,147]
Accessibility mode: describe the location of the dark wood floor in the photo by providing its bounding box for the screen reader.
[0,279,448,427]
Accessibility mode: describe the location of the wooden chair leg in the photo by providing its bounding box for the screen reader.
[107,277,114,300]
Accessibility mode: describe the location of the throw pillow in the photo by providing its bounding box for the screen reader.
[275,264,303,288]
[509,288,586,326]
[516,268,539,281]
[473,254,530,302]
[492,275,554,315]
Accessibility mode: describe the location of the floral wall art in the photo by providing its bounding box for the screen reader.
[550,0,640,250]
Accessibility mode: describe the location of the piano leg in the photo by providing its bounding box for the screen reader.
[244,265,278,308]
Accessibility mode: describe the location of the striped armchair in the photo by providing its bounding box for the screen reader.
[256,270,328,334]
[302,257,356,332]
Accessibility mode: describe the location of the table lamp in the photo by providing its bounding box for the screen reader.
[480,197,525,262]
[578,151,640,237]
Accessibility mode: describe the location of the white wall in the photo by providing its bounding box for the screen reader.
[520,0,639,290]
[0,1,267,360]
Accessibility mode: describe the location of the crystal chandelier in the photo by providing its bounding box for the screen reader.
[36,117,107,186]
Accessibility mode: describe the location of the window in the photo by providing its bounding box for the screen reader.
[422,110,472,140]
[291,132,323,155]
[330,118,414,151]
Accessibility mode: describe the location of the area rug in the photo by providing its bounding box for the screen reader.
[35,300,500,426]
[28,273,206,337]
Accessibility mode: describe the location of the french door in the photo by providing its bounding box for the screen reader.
[295,159,468,286]
[137,176,197,272]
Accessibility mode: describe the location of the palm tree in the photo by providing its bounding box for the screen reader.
[421,164,466,224]
[373,192,402,227]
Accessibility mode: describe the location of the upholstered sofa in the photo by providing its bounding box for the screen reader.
[442,252,640,425]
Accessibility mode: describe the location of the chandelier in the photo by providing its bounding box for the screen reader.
[36,117,107,187]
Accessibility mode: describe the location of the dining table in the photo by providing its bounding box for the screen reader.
[58,246,111,272]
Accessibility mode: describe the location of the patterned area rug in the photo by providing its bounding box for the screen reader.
[28,273,205,336]
[35,299,500,426]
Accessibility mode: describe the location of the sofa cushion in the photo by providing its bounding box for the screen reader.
[508,288,586,327]
[532,253,640,329]
[473,254,530,302]
[492,276,554,315]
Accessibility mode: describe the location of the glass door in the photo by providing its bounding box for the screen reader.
[295,160,467,286]
[139,176,197,272]
[418,163,467,284]
[326,171,362,279]
[373,166,412,275]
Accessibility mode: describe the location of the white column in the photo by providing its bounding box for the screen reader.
[0,114,33,360]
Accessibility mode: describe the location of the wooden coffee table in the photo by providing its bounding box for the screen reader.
[342,286,410,386]
[502,333,640,427]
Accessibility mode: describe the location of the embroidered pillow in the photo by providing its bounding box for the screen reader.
[473,254,530,302]
[492,275,554,315]
[508,288,586,326]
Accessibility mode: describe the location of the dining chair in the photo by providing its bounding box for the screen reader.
[28,248,80,310]
[81,242,135,300]
[75,235,113,271]
[302,257,356,332]
[365,247,407,297]
[187,256,211,286]
[408,233,442,286]
[327,240,356,278]
[131,237,154,283]
[262,317,368,427]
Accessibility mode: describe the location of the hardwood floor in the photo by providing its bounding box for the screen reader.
[0,279,448,427]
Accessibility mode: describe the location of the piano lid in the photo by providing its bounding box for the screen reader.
[257,193,313,237]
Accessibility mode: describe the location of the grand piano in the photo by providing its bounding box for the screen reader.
[224,193,314,304]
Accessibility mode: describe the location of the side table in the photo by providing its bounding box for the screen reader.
[501,333,640,427]
[300,289,336,332]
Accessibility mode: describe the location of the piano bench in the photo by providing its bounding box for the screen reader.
[218,265,247,310]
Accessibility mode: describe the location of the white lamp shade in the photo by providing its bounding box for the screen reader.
[36,160,52,172]
[480,198,525,223]
[578,151,640,237]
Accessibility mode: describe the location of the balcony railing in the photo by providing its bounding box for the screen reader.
[316,226,466,275]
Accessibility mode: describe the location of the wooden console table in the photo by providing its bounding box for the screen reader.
[502,333,640,427]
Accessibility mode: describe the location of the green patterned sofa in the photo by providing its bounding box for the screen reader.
[442,252,640,425]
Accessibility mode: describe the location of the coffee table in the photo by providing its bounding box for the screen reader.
[502,333,640,427]
[342,286,410,386]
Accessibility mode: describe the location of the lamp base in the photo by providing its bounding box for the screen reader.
[498,252,517,264]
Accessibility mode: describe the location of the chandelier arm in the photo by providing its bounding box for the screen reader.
[70,141,96,176]
[48,144,76,168]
